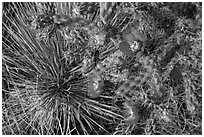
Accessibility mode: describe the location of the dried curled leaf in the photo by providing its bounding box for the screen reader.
[87,72,104,98]
[122,100,139,125]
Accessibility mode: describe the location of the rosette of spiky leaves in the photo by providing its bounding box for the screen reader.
[2,2,123,135]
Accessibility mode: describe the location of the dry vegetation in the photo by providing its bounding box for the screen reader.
[2,2,202,135]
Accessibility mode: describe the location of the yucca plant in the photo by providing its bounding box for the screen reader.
[2,2,123,135]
